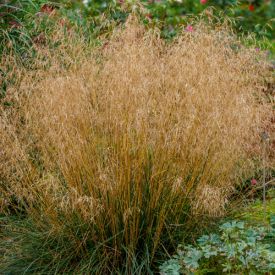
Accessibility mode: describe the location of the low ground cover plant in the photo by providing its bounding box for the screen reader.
[159,219,275,274]
[0,12,274,274]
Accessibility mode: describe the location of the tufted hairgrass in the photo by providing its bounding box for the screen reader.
[0,15,273,273]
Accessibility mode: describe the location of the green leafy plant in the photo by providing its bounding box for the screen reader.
[160,220,275,274]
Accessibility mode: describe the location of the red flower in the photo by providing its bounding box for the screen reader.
[40,4,55,14]
[200,0,208,4]
[248,4,255,12]
[251,178,257,186]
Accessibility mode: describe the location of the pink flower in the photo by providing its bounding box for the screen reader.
[185,25,194,32]
[200,0,208,4]
[251,178,257,186]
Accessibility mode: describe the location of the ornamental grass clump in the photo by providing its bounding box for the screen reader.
[0,15,272,273]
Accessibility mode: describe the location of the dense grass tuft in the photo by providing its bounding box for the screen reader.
[0,15,273,273]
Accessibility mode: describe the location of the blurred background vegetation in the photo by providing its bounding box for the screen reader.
[0,0,274,47]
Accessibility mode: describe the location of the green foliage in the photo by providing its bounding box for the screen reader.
[160,220,275,274]
[72,0,274,39]
[1,0,274,47]
[237,197,275,226]
[0,0,50,54]
[0,215,155,274]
